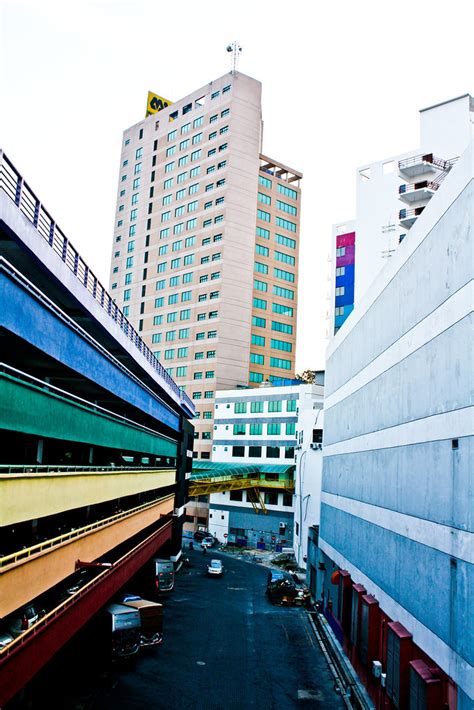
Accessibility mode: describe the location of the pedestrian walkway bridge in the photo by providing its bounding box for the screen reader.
[189,462,295,514]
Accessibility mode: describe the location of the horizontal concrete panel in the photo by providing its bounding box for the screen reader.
[0,469,176,525]
[322,438,473,532]
[0,495,174,617]
[320,503,474,667]
[0,373,178,459]
[325,316,472,445]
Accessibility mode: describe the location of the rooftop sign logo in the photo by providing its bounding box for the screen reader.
[146,91,172,117]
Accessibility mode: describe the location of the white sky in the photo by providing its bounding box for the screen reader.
[1,0,472,371]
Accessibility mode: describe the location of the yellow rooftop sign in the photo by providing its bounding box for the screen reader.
[146,91,172,117]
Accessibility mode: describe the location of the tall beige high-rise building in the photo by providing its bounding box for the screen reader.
[109,72,302,460]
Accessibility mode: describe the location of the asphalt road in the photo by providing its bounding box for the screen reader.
[17,549,345,709]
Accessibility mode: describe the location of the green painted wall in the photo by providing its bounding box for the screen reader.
[0,373,177,458]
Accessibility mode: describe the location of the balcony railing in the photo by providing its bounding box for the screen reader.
[0,150,193,414]
[399,180,439,195]
[399,206,426,221]
[398,153,456,172]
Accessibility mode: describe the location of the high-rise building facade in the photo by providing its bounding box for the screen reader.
[109,72,301,459]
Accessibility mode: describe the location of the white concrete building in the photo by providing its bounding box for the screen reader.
[319,100,474,709]
[329,94,474,338]
[293,399,324,570]
[207,382,324,549]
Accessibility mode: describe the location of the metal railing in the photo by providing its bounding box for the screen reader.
[0,493,174,568]
[0,463,172,475]
[399,206,426,220]
[398,153,457,172]
[0,150,193,413]
[399,180,439,195]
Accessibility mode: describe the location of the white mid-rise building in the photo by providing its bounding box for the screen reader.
[206,382,323,550]
[329,94,474,337]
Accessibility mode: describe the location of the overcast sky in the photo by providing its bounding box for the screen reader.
[1,0,472,370]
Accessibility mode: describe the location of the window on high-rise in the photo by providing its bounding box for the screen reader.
[273,285,294,300]
[275,251,295,266]
[249,372,264,383]
[252,315,266,328]
[272,321,293,334]
[274,267,295,283]
[278,184,298,200]
[251,334,265,347]
[250,353,264,365]
[256,226,270,239]
[258,192,271,205]
[255,262,268,275]
[257,209,270,223]
[276,217,296,232]
[270,356,291,370]
[276,200,297,216]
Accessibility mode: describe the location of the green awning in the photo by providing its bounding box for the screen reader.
[191,461,294,480]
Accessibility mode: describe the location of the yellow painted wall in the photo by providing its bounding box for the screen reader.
[0,496,173,618]
[0,469,175,526]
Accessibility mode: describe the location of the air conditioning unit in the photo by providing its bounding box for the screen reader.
[310,443,322,450]
[381,673,387,688]
[372,660,382,678]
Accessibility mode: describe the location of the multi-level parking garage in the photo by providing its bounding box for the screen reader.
[0,151,194,705]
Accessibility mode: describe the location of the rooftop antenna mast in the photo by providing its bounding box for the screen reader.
[226,41,242,74]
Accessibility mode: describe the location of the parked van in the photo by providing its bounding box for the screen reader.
[104,603,141,659]
[154,558,174,592]
[122,595,163,647]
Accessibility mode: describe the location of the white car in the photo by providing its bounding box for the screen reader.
[207,559,223,577]
[201,537,216,549]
